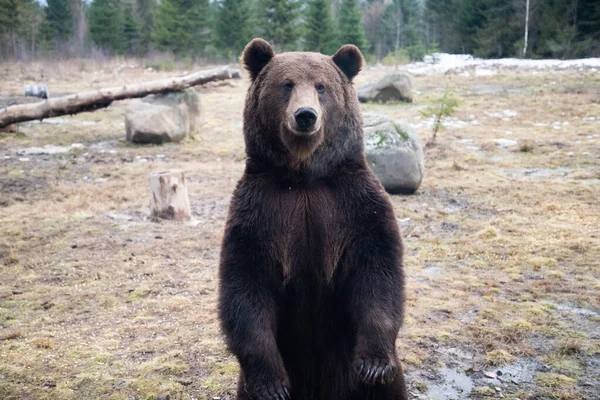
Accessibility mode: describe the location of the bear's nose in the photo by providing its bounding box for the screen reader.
[294,107,318,132]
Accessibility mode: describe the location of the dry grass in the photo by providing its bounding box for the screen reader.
[1,60,599,399]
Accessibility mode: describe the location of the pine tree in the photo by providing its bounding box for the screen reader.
[153,0,210,56]
[337,0,367,51]
[0,0,25,56]
[215,0,254,60]
[260,0,301,51]
[45,0,74,46]
[454,0,482,54]
[575,0,600,56]
[136,0,155,54]
[304,0,337,54]
[87,0,124,54]
[424,0,460,53]
[123,3,140,55]
[473,0,519,58]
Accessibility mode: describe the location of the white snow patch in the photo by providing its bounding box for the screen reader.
[475,68,497,76]
[411,116,471,130]
[408,53,600,75]
[493,138,518,148]
[486,109,518,118]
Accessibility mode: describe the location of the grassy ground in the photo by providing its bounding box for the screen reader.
[0,60,599,400]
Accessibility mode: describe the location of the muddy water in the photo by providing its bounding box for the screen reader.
[425,367,474,400]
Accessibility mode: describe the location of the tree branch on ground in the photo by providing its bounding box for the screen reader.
[0,66,241,129]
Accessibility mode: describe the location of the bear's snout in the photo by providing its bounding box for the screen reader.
[294,107,318,134]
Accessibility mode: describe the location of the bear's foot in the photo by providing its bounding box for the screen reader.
[354,356,398,385]
[243,379,290,400]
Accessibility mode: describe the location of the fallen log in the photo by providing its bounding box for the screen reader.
[0,66,241,129]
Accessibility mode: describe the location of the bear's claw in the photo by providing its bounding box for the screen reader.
[355,357,397,385]
[248,379,290,400]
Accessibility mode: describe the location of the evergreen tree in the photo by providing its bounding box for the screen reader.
[454,0,481,54]
[574,0,600,56]
[424,0,460,53]
[136,0,155,54]
[473,0,519,58]
[0,0,25,56]
[304,0,337,54]
[260,0,301,51]
[337,0,367,51]
[44,0,74,47]
[123,3,140,55]
[153,0,210,56]
[87,0,124,54]
[215,0,254,60]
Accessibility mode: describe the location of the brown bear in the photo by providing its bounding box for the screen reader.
[218,38,408,400]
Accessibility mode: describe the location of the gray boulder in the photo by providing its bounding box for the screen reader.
[125,88,201,144]
[363,113,424,194]
[357,73,413,103]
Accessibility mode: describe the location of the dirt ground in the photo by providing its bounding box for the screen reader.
[0,59,599,400]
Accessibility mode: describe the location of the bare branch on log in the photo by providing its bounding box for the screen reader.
[0,66,242,129]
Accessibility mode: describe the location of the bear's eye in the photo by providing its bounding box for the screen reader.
[283,81,294,92]
[316,83,326,93]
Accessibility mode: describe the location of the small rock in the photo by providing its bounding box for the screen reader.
[493,138,518,148]
[484,371,497,379]
[441,222,459,232]
[40,301,54,310]
[494,386,502,392]
[107,213,133,221]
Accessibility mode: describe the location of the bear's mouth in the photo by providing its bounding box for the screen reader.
[286,121,321,137]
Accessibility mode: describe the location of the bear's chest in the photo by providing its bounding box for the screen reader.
[265,185,351,282]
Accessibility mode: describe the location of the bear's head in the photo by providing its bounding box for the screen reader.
[242,38,365,176]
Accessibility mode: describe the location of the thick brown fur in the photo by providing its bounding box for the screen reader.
[219,38,408,400]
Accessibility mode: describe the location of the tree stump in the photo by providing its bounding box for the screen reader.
[149,170,191,221]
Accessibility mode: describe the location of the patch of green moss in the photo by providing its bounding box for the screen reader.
[391,122,410,140]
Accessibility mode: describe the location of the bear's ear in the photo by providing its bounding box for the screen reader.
[332,45,364,81]
[242,38,275,81]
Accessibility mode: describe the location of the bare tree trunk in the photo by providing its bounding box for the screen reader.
[32,19,35,57]
[149,170,191,221]
[0,66,241,129]
[522,0,530,57]
[395,11,401,54]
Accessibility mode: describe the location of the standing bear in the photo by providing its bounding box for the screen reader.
[219,38,408,400]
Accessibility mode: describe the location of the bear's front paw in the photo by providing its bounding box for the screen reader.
[354,355,397,385]
[244,378,291,400]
